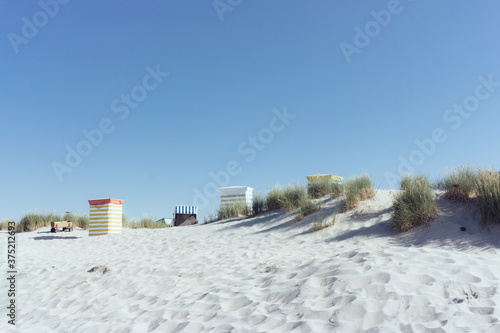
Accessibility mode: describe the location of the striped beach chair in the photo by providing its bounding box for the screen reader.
[173,205,198,227]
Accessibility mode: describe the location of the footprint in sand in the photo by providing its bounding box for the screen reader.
[362,285,397,301]
[249,315,267,325]
[322,276,337,287]
[282,289,301,304]
[192,302,216,312]
[147,318,165,332]
[202,312,217,322]
[405,305,438,322]
[331,295,357,308]
[340,251,358,259]
[416,274,436,286]
[128,304,140,312]
[170,310,189,320]
[373,272,391,284]
[455,272,482,283]
[221,296,252,311]
[238,306,257,317]
[469,307,495,315]
[260,278,276,288]
[313,298,337,310]
[266,291,282,303]
[346,276,371,291]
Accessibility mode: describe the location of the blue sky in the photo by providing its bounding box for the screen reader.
[1,0,499,222]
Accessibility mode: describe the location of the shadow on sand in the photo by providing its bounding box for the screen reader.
[215,191,500,251]
[323,194,500,250]
[33,236,81,240]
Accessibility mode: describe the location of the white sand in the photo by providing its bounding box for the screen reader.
[3,190,500,332]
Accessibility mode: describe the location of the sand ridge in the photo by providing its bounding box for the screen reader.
[2,190,500,332]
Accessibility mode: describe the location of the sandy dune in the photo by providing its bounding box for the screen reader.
[3,190,500,332]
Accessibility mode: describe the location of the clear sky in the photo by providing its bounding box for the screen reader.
[1,1,499,222]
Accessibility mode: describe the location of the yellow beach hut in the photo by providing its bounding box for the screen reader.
[306,174,343,183]
[88,198,124,236]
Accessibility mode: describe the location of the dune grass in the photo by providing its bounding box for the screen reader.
[19,212,62,232]
[203,213,218,224]
[475,168,500,225]
[203,200,252,223]
[15,212,92,232]
[439,165,500,225]
[63,212,89,229]
[392,174,438,232]
[282,184,309,212]
[266,183,309,212]
[307,178,343,199]
[400,174,428,191]
[0,219,12,231]
[252,192,266,216]
[344,174,375,210]
[218,201,250,220]
[294,200,321,222]
[124,215,169,229]
[266,185,286,210]
[74,214,90,229]
[440,164,477,202]
[10,212,168,232]
[311,214,336,232]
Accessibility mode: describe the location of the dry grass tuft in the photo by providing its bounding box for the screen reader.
[392,174,438,232]
[311,214,336,232]
[475,168,500,225]
[294,200,321,222]
[344,174,375,210]
[307,178,343,199]
[441,164,477,202]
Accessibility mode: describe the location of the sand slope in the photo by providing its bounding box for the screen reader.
[2,190,500,332]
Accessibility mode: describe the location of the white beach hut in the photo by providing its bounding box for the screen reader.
[219,186,253,213]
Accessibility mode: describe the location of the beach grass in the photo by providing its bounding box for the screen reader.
[252,192,266,216]
[218,201,250,220]
[203,213,218,224]
[0,219,11,230]
[63,212,89,229]
[124,215,169,229]
[282,184,309,212]
[344,174,375,210]
[440,164,477,202]
[266,185,286,210]
[11,212,169,232]
[307,178,343,199]
[74,214,90,229]
[204,200,251,223]
[475,168,500,225]
[294,200,321,222]
[392,174,438,232]
[19,212,62,232]
[311,214,336,232]
[14,212,91,232]
[265,183,309,212]
[1,220,23,232]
